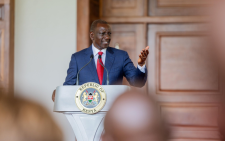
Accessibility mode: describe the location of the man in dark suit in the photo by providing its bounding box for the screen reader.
[52,19,149,101]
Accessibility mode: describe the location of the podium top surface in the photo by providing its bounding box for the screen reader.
[53,85,130,112]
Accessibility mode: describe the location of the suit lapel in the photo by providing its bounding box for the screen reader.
[102,47,115,85]
[84,46,100,84]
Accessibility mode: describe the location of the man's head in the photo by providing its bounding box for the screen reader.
[102,89,170,141]
[90,19,111,50]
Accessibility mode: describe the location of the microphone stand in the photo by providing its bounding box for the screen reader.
[76,55,93,85]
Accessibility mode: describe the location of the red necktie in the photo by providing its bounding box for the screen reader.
[97,52,104,85]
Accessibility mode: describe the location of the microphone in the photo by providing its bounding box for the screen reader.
[76,54,94,85]
[98,55,109,85]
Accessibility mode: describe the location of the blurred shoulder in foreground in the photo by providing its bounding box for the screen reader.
[0,94,63,141]
[102,89,170,141]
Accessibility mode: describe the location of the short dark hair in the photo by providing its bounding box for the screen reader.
[90,19,108,32]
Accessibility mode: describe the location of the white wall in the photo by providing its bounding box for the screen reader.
[14,0,76,141]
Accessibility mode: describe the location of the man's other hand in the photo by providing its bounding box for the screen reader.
[52,90,56,102]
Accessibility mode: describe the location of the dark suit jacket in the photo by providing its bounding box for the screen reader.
[63,46,147,87]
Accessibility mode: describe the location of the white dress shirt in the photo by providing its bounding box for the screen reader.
[92,44,146,73]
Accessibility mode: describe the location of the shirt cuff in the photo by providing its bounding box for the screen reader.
[137,64,146,73]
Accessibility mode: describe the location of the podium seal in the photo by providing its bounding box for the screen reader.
[75,82,107,114]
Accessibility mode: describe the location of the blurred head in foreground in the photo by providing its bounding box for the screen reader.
[0,95,63,141]
[102,89,169,141]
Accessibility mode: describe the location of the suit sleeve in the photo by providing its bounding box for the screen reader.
[63,54,78,85]
[123,51,147,87]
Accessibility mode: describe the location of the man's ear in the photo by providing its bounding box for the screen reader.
[90,31,94,41]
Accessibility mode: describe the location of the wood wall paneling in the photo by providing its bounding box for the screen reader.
[161,103,220,140]
[0,0,10,4]
[157,33,218,92]
[109,24,147,89]
[161,103,219,127]
[90,0,100,28]
[170,139,221,141]
[147,23,221,140]
[101,16,209,24]
[77,0,90,51]
[170,129,220,140]
[157,0,211,7]
[0,30,4,90]
[9,0,14,95]
[109,24,146,62]
[0,0,14,94]
[149,0,210,16]
[101,0,147,17]
[148,24,220,96]
[76,1,223,140]
[77,0,100,51]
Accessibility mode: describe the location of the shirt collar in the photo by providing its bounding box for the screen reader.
[92,43,107,56]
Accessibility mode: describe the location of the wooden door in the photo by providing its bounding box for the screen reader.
[0,0,14,95]
[148,23,220,140]
[99,0,221,140]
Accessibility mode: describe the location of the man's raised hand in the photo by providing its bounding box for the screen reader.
[138,46,149,66]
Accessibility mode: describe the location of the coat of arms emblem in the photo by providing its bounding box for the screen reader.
[75,82,106,114]
[81,90,100,108]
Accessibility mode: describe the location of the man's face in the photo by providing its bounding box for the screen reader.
[90,23,111,50]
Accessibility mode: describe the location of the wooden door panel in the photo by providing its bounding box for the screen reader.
[148,24,221,140]
[171,140,220,141]
[0,29,5,90]
[161,103,220,139]
[170,129,220,141]
[0,1,13,94]
[109,24,147,90]
[157,0,210,7]
[96,1,222,140]
[109,24,146,62]
[158,33,218,92]
[149,0,211,16]
[101,0,147,17]
[161,103,219,127]
[148,24,221,97]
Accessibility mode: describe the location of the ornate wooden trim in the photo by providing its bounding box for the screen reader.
[77,0,90,51]
[9,0,14,95]
[76,0,100,51]
[0,0,14,95]
[101,16,208,24]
